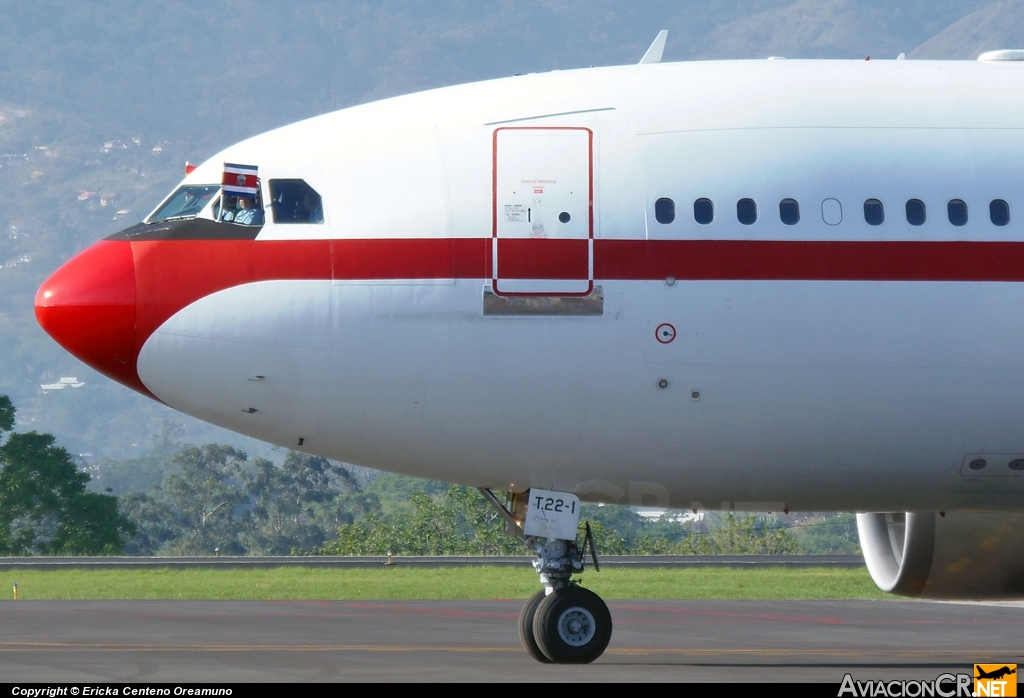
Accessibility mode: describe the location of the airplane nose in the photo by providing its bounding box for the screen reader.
[35,240,151,397]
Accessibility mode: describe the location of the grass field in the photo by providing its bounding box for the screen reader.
[0,566,888,601]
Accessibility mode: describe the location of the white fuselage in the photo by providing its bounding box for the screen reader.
[130,59,1024,512]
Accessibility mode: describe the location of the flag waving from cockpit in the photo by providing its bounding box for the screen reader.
[222,163,259,197]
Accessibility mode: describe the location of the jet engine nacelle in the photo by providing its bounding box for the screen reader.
[858,512,1024,599]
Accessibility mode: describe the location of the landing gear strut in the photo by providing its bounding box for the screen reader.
[479,488,612,664]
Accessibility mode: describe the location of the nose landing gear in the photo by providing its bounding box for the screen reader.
[479,488,612,664]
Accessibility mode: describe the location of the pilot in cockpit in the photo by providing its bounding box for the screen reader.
[233,196,264,225]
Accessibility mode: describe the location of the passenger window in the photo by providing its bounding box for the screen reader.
[990,199,1010,226]
[864,199,884,226]
[737,198,757,225]
[821,198,842,226]
[268,179,324,224]
[947,199,967,226]
[905,199,926,226]
[655,197,675,224]
[779,198,799,225]
[693,198,714,225]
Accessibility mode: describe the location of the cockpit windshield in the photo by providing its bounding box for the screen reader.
[147,185,221,223]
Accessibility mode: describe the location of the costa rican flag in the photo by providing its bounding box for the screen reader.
[222,162,259,196]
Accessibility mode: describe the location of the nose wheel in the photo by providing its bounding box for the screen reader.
[530,585,612,664]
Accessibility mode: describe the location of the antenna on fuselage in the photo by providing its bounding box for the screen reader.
[638,30,668,64]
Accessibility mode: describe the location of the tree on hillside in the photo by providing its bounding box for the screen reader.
[794,513,860,554]
[319,485,524,556]
[700,513,799,555]
[0,396,13,434]
[157,444,250,556]
[0,395,134,555]
[242,451,376,555]
[120,446,381,555]
[118,490,181,556]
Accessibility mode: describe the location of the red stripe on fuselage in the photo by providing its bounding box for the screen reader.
[497,238,590,279]
[132,239,334,355]
[597,239,1024,282]
[131,237,491,355]
[130,236,1024,355]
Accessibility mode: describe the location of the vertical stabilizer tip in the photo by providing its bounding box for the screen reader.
[639,30,668,65]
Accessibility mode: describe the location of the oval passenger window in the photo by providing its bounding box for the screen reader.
[655,197,675,224]
[864,199,884,226]
[821,198,842,226]
[737,198,757,225]
[693,198,714,225]
[990,199,1010,227]
[948,199,967,227]
[905,199,926,226]
[779,198,799,225]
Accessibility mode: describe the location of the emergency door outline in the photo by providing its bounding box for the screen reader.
[492,127,594,296]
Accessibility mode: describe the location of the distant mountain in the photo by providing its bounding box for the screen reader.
[675,0,988,60]
[911,0,1024,58]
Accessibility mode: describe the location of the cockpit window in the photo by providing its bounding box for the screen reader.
[269,179,324,224]
[219,189,265,226]
[147,185,221,223]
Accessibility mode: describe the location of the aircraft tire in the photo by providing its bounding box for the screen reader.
[519,589,553,663]
[533,585,612,664]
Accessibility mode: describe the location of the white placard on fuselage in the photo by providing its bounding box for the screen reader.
[523,489,582,540]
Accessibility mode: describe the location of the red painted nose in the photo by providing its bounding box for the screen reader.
[35,240,152,397]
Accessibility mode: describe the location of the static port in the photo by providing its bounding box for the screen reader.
[969,458,987,470]
[657,378,670,390]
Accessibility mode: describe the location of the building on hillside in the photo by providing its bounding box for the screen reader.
[41,377,85,391]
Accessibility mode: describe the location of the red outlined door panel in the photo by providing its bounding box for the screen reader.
[493,127,593,295]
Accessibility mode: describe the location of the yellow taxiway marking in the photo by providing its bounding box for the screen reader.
[0,643,1018,657]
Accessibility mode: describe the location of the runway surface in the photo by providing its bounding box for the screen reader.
[1,599,1021,682]
[0,554,862,569]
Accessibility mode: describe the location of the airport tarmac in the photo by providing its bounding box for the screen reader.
[0,599,1021,682]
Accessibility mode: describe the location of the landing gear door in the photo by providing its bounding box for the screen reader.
[493,128,593,296]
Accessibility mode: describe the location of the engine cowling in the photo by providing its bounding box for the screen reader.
[857,512,1024,599]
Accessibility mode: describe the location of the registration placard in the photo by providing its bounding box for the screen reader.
[523,489,581,540]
